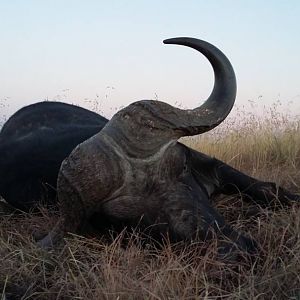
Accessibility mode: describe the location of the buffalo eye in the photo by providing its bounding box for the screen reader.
[183,162,189,173]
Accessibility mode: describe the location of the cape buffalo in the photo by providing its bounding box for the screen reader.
[0,101,108,210]
[34,37,299,257]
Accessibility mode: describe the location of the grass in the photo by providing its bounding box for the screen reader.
[1,102,300,299]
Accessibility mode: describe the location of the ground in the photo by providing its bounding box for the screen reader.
[1,104,300,299]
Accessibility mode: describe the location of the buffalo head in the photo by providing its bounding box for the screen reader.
[39,37,258,257]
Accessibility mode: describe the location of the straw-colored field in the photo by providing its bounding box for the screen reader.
[1,103,300,299]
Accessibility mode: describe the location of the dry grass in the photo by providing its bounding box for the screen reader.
[1,103,300,299]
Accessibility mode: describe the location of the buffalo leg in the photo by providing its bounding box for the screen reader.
[215,161,299,206]
[189,148,299,207]
[164,189,257,258]
[37,174,87,249]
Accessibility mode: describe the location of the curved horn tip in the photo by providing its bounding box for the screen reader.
[163,37,193,45]
[163,38,182,44]
[163,38,175,44]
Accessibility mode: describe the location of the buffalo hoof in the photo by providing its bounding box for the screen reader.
[36,234,56,250]
[35,220,64,250]
[217,235,258,263]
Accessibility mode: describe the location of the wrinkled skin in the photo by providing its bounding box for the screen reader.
[1,102,298,257]
[0,102,107,210]
[1,102,296,215]
[1,38,298,259]
[39,132,299,257]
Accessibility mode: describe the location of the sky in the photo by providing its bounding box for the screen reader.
[0,1,300,122]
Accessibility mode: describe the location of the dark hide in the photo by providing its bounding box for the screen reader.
[1,101,298,258]
[36,36,300,259]
[0,101,108,210]
[2,35,300,260]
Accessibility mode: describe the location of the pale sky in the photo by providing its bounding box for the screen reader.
[0,1,299,122]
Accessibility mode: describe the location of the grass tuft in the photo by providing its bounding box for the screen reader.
[1,102,300,299]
